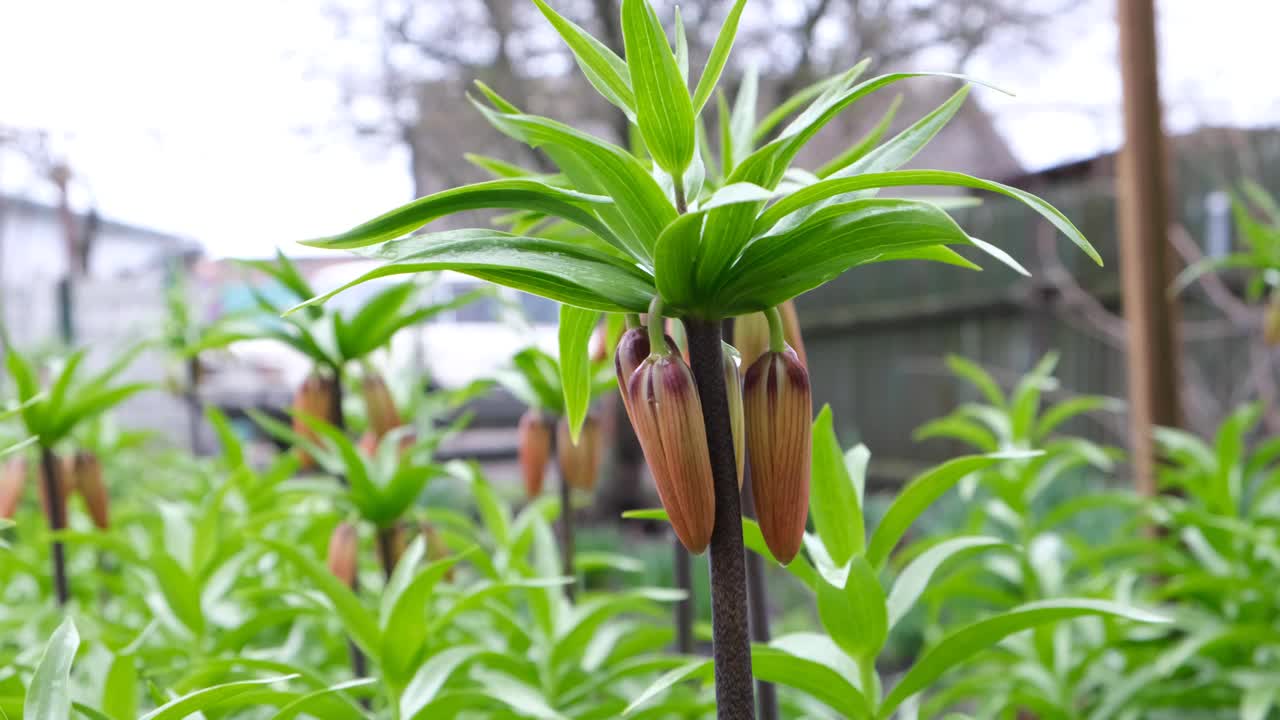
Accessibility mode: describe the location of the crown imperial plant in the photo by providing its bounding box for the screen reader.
[297,0,1100,711]
[517,408,553,497]
[361,371,401,440]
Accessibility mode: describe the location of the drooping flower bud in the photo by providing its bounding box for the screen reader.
[0,457,26,519]
[614,327,676,416]
[517,408,552,497]
[626,354,716,553]
[723,345,745,488]
[734,300,806,370]
[326,521,358,588]
[743,346,812,564]
[1266,293,1280,346]
[557,415,602,491]
[362,372,401,439]
[71,452,109,530]
[293,371,336,470]
[40,454,71,523]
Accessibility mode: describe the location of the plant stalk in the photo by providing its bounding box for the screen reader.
[684,318,756,720]
[39,445,70,606]
[327,366,369,684]
[376,525,399,581]
[549,418,577,601]
[185,355,202,454]
[673,537,694,653]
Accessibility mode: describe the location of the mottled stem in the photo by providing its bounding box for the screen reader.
[684,318,756,720]
[40,445,69,606]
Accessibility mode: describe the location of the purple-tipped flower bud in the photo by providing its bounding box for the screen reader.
[614,327,676,415]
[743,346,812,564]
[326,522,358,588]
[557,416,602,491]
[293,371,336,470]
[626,354,716,553]
[518,409,552,497]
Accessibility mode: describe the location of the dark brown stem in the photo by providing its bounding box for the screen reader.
[673,537,694,653]
[40,445,69,606]
[376,525,398,581]
[684,318,756,720]
[185,355,202,454]
[549,419,577,601]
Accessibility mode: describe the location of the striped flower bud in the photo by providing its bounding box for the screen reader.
[724,345,745,488]
[326,522,358,588]
[614,327,676,416]
[734,300,807,371]
[517,408,552,497]
[0,457,27,519]
[293,371,335,470]
[362,372,401,439]
[743,346,812,564]
[626,354,716,553]
[557,415,602,491]
[71,452,109,530]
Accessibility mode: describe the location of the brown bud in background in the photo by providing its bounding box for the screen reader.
[362,372,401,440]
[326,522,358,588]
[293,371,336,470]
[734,300,807,371]
[40,454,72,523]
[626,355,716,553]
[589,323,609,363]
[0,457,27,519]
[744,347,812,565]
[518,409,552,496]
[71,452,109,530]
[557,416,601,491]
[724,346,745,488]
[1266,293,1280,346]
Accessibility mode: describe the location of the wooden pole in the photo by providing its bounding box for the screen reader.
[1116,0,1182,497]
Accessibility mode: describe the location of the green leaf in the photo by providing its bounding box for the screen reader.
[559,305,601,441]
[472,93,674,262]
[289,230,655,315]
[877,600,1169,718]
[865,455,1001,569]
[885,536,1007,629]
[816,556,887,662]
[752,641,869,719]
[623,659,713,716]
[816,95,901,178]
[46,383,150,443]
[809,406,864,565]
[623,0,696,177]
[400,646,486,720]
[754,169,1100,266]
[1036,395,1122,441]
[1009,352,1058,441]
[720,199,978,310]
[25,618,79,720]
[151,553,206,636]
[258,540,378,653]
[945,355,1006,409]
[841,86,970,177]
[140,675,299,720]
[300,179,618,251]
[531,0,635,119]
[691,0,747,114]
[269,679,374,720]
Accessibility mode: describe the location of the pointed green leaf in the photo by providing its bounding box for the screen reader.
[691,0,748,114]
[623,659,714,716]
[623,0,696,177]
[532,0,636,119]
[809,405,864,565]
[25,618,79,720]
[140,675,299,720]
[752,641,870,719]
[816,556,887,662]
[559,304,601,441]
[886,536,1007,629]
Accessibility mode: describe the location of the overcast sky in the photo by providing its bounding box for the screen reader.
[1,0,1277,258]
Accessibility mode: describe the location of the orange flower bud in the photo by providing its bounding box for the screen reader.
[735,300,806,370]
[0,457,27,519]
[326,521,358,588]
[724,346,745,489]
[557,416,602,491]
[518,409,552,496]
[626,354,716,553]
[71,452,109,530]
[293,371,336,470]
[362,372,401,439]
[743,347,812,564]
[614,327,676,416]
